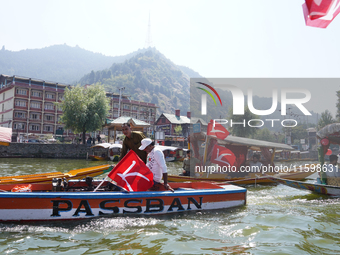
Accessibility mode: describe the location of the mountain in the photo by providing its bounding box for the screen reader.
[78,48,194,114]
[0,44,149,84]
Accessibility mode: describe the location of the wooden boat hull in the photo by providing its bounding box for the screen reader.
[269,177,340,196]
[168,169,314,185]
[0,165,111,185]
[0,182,246,221]
[89,155,108,161]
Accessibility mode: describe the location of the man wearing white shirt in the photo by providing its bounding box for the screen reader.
[139,138,170,190]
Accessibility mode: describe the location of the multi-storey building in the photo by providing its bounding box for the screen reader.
[0,74,157,142]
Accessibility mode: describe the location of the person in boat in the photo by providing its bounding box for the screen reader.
[120,123,147,163]
[181,149,201,177]
[247,154,263,173]
[322,154,340,186]
[139,138,170,190]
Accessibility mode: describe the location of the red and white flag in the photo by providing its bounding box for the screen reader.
[303,0,340,28]
[211,144,236,167]
[108,150,153,192]
[0,127,12,143]
[207,120,229,140]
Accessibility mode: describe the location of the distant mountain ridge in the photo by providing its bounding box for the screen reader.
[0,44,151,84]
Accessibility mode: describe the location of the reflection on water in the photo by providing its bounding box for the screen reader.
[0,158,339,254]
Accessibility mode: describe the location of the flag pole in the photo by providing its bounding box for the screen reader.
[93,176,108,192]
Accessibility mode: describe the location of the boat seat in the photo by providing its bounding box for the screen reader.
[327,177,340,186]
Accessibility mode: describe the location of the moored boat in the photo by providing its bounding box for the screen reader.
[169,131,315,184]
[89,143,112,161]
[0,181,246,222]
[0,164,111,186]
[156,145,184,162]
[269,176,340,196]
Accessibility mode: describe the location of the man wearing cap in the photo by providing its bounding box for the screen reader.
[120,123,147,163]
[139,138,170,190]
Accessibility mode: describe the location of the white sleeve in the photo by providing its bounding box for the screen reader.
[155,150,168,173]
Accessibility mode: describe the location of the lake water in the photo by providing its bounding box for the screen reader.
[0,158,339,255]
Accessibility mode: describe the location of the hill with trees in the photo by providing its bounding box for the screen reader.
[0,44,149,84]
[78,48,193,114]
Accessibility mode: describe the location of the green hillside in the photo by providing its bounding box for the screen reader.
[78,48,193,114]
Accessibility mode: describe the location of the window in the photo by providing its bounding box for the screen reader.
[15,100,26,107]
[2,93,5,100]
[14,112,26,118]
[30,113,39,120]
[44,125,53,132]
[1,104,3,111]
[16,89,27,95]
[45,104,54,110]
[30,102,40,108]
[1,115,3,122]
[162,118,166,123]
[31,91,42,97]
[29,124,40,131]
[45,115,54,121]
[114,103,119,108]
[46,93,55,99]
[123,104,130,110]
[132,106,138,111]
[58,95,64,100]
[58,106,62,111]
[14,123,25,130]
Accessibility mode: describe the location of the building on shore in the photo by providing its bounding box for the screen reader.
[155,109,207,146]
[0,74,157,142]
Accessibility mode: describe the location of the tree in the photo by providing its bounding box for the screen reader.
[336,90,340,121]
[227,106,259,138]
[59,85,109,144]
[317,110,335,130]
[253,128,276,142]
[174,125,183,136]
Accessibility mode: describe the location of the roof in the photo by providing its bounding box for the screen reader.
[218,135,294,151]
[155,145,183,152]
[161,113,207,125]
[191,132,294,151]
[91,143,122,149]
[106,116,150,127]
[317,123,340,144]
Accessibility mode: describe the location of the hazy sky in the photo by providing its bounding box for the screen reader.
[1,0,340,114]
[1,0,340,78]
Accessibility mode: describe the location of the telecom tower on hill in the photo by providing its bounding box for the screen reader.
[144,13,153,48]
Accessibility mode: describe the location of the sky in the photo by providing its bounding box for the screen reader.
[1,0,340,114]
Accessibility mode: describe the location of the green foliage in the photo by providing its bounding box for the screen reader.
[336,90,340,122]
[174,125,183,136]
[253,128,276,142]
[290,125,308,142]
[317,110,335,130]
[227,106,259,138]
[59,85,109,144]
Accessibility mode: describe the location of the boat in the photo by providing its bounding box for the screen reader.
[168,131,315,184]
[0,180,246,222]
[0,164,111,186]
[269,176,340,196]
[89,143,123,161]
[109,144,122,161]
[0,127,11,146]
[156,145,185,162]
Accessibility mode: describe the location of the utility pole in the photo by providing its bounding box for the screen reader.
[118,87,125,117]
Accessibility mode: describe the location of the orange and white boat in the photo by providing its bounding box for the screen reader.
[0,181,246,222]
